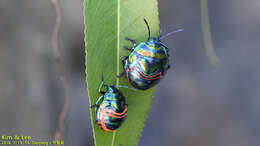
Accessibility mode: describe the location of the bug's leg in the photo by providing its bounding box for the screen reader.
[90,104,98,115]
[117,72,125,78]
[158,29,163,39]
[98,75,106,94]
[121,56,128,66]
[90,104,97,108]
[91,95,103,113]
[161,67,166,76]
[125,37,137,46]
[117,56,128,78]
[123,46,132,51]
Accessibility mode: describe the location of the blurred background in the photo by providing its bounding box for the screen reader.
[0,0,260,146]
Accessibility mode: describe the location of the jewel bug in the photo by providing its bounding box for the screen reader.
[91,75,128,132]
[118,19,183,90]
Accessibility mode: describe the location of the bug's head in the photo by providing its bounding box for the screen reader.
[107,85,119,93]
[147,37,162,48]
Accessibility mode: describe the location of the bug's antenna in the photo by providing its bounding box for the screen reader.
[144,19,150,41]
[101,74,104,83]
[101,74,108,87]
[159,28,184,40]
[99,74,107,93]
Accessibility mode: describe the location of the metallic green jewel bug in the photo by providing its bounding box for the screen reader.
[118,19,183,90]
[91,75,128,132]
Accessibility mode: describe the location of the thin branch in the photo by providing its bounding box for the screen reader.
[201,0,220,67]
[51,0,70,140]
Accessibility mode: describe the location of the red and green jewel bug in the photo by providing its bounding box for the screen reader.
[91,75,130,132]
[117,19,183,90]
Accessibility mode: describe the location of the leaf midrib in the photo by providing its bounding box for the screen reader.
[112,0,120,145]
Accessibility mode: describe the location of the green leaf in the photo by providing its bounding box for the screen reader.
[83,0,159,146]
[201,0,221,67]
